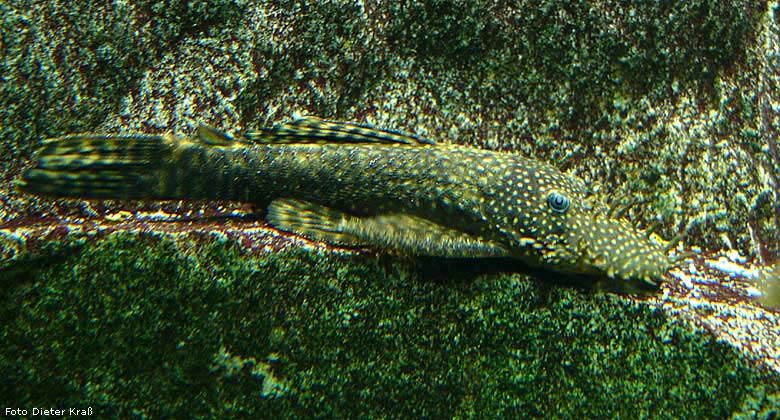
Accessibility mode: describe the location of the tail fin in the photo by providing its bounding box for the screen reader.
[16,134,174,199]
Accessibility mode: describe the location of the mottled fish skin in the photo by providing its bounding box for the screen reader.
[17,117,673,291]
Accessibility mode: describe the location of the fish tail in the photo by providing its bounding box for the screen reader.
[16,134,175,199]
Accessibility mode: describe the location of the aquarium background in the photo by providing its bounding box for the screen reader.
[1,0,779,417]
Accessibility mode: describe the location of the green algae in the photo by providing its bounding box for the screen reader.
[0,232,776,417]
[0,0,246,166]
[146,0,247,44]
[382,0,758,131]
[238,0,387,123]
[2,0,780,417]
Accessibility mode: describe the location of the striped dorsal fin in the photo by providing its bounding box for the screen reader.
[244,116,437,146]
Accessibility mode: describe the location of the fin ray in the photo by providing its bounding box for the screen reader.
[196,123,237,146]
[266,199,365,246]
[350,214,510,257]
[266,199,508,257]
[17,134,173,199]
[245,116,436,146]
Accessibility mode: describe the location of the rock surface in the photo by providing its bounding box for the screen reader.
[1,0,779,417]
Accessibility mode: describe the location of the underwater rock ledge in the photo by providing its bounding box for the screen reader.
[1,0,779,417]
[0,222,779,417]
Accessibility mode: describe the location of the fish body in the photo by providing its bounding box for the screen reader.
[18,117,672,290]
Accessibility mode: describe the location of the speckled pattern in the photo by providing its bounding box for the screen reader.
[2,0,776,257]
[2,0,780,417]
[18,118,673,288]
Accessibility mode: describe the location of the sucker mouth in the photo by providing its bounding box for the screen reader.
[588,240,670,285]
[569,215,672,287]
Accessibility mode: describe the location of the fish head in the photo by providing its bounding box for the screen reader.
[560,202,672,290]
[496,163,672,291]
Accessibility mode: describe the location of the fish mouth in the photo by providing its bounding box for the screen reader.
[568,216,672,289]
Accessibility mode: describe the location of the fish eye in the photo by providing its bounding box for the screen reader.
[547,191,570,213]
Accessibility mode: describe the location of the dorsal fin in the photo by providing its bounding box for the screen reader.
[243,116,437,146]
[195,123,237,146]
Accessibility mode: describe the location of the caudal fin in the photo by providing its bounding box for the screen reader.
[17,134,174,199]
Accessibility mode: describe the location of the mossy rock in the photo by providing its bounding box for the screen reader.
[0,232,776,417]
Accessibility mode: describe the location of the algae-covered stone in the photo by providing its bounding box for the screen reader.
[0,232,776,417]
[1,0,780,417]
[0,0,245,158]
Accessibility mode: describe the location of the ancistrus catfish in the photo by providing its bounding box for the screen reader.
[17,117,680,292]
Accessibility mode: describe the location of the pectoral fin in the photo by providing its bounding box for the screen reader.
[266,199,509,257]
[196,123,237,146]
[266,198,364,246]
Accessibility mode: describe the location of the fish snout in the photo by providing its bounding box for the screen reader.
[573,216,671,287]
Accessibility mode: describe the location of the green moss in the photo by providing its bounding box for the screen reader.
[0,233,775,417]
[1,0,779,416]
[384,1,508,67]
[238,1,388,123]
[0,0,245,167]
[146,0,247,43]
[383,0,758,133]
